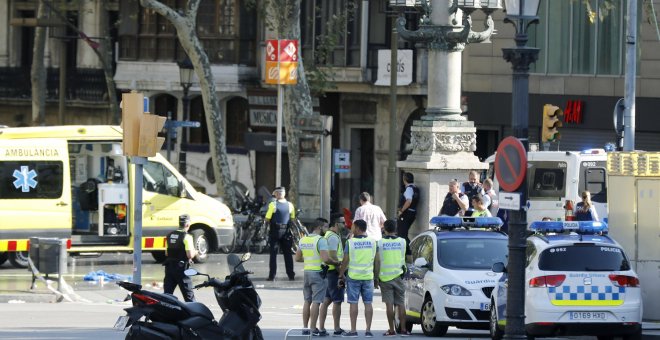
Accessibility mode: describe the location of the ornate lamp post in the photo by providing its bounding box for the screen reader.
[501,0,540,339]
[177,57,194,175]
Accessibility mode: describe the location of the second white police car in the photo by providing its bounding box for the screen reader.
[489,221,642,340]
[402,216,509,336]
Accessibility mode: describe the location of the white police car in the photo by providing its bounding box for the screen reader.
[489,221,642,340]
[402,217,509,336]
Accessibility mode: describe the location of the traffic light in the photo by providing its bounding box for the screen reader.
[121,91,166,157]
[541,104,563,142]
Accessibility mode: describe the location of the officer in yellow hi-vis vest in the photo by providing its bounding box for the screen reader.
[319,214,347,336]
[295,220,332,336]
[375,219,409,336]
[338,219,379,338]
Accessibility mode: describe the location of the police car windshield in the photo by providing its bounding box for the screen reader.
[538,245,630,272]
[437,238,508,270]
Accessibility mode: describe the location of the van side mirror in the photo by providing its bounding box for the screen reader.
[413,257,428,268]
[491,262,506,273]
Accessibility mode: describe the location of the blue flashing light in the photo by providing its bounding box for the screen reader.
[430,216,503,230]
[529,221,608,234]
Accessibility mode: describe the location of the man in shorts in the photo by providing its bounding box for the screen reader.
[319,214,346,336]
[295,221,331,336]
[375,220,409,336]
[338,219,378,338]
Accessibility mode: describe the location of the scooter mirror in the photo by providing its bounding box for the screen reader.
[184,269,198,276]
[241,253,251,262]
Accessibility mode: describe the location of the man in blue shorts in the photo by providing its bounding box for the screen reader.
[338,219,379,338]
[318,214,346,336]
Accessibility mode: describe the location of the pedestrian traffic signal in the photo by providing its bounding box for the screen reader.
[541,104,563,143]
[121,91,165,157]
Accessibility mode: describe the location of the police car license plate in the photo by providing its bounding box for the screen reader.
[480,302,490,311]
[569,312,606,320]
[113,315,129,331]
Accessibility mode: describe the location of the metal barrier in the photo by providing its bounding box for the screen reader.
[28,237,68,290]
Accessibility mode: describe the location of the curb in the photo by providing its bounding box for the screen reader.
[0,292,58,303]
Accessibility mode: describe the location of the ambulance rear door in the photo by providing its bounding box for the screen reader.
[0,139,72,240]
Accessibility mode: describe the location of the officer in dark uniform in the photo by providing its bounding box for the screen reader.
[265,187,296,281]
[397,172,419,258]
[163,214,196,302]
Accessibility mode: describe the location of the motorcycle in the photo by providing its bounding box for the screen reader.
[114,253,263,339]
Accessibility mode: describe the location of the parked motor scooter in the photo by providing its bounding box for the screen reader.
[114,253,263,339]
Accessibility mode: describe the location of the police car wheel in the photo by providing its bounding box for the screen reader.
[9,251,29,268]
[420,296,448,337]
[0,252,7,266]
[191,229,209,263]
[622,329,642,340]
[489,302,503,340]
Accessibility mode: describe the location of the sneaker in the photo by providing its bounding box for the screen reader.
[399,330,412,337]
[312,328,320,336]
[383,330,397,337]
[341,331,358,338]
[332,328,344,336]
[318,329,329,337]
[365,331,374,337]
[302,329,310,336]
[266,277,275,282]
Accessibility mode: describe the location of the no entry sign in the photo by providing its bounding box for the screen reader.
[495,136,527,192]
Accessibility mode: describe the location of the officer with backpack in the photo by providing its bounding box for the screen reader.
[163,214,197,302]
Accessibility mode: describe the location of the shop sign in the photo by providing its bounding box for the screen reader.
[375,49,413,86]
[564,100,584,124]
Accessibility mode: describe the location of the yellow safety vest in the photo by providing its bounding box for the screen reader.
[377,237,406,282]
[300,235,322,271]
[347,237,377,280]
[324,230,343,271]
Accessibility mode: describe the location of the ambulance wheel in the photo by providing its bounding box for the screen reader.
[9,251,29,268]
[191,229,208,263]
[151,251,167,263]
[0,252,7,266]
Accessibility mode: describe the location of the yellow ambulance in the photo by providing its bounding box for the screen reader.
[0,125,234,268]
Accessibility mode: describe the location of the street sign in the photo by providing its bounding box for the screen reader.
[495,136,527,192]
[264,39,299,85]
[498,192,521,210]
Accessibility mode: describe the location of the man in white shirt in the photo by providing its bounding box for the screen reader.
[352,192,386,241]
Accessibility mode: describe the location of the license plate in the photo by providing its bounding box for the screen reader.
[569,312,606,320]
[113,315,129,331]
[480,302,490,311]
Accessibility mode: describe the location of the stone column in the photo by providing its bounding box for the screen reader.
[0,0,9,66]
[77,0,102,69]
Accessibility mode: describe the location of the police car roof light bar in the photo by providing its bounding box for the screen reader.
[529,221,608,235]
[429,216,503,231]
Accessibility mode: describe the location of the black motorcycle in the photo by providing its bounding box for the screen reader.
[114,253,263,340]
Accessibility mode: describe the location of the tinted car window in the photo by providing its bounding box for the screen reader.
[0,161,63,199]
[538,245,630,271]
[437,238,508,270]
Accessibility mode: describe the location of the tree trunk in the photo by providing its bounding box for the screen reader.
[31,0,48,126]
[140,0,236,209]
[268,0,317,206]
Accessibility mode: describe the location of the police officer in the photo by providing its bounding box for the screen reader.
[375,220,409,336]
[295,221,331,335]
[319,214,346,336]
[265,187,296,281]
[338,219,378,338]
[397,172,419,259]
[163,214,196,302]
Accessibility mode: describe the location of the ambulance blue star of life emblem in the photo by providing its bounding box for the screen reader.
[13,165,38,192]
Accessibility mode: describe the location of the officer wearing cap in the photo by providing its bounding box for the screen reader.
[163,214,196,302]
[265,186,296,281]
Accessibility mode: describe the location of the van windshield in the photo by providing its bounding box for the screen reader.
[538,245,630,271]
[528,161,567,199]
[437,238,508,270]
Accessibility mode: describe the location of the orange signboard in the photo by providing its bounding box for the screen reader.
[264,39,298,85]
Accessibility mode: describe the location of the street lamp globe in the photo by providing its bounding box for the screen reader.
[177,57,194,88]
[503,0,540,17]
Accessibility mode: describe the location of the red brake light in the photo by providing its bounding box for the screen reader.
[609,274,640,287]
[529,275,566,288]
[133,293,159,305]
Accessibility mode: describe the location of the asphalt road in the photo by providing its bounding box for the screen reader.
[0,253,658,339]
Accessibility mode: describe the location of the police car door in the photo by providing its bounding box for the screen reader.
[407,235,434,316]
[0,139,72,238]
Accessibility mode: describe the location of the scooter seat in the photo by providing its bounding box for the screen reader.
[182,302,214,320]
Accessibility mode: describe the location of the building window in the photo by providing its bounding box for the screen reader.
[118,0,255,65]
[530,0,627,75]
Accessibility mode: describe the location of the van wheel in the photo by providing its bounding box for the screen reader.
[490,302,504,340]
[421,296,448,337]
[151,251,167,263]
[191,229,208,263]
[0,252,8,266]
[9,251,29,268]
